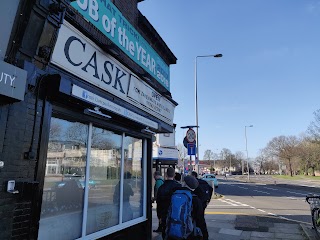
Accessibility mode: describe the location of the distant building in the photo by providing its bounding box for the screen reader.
[153,124,179,174]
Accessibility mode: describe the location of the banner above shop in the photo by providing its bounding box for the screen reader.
[51,22,174,126]
[128,75,174,125]
[0,61,27,101]
[72,84,158,129]
[152,146,178,160]
[71,0,170,91]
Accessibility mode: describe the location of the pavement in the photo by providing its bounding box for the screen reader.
[151,203,317,240]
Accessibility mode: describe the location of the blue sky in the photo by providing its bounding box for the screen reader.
[138,0,320,159]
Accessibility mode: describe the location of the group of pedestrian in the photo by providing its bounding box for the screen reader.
[153,168,213,240]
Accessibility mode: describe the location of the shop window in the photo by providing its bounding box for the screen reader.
[86,127,122,234]
[39,117,146,239]
[39,118,87,240]
[122,136,144,221]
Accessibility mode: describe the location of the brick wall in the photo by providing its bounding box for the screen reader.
[0,90,43,239]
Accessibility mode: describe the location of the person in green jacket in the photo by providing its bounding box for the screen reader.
[153,170,164,232]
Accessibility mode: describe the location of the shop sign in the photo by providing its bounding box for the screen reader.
[51,23,130,101]
[152,146,178,160]
[70,0,170,91]
[51,22,174,126]
[72,84,158,129]
[0,61,27,101]
[128,75,174,125]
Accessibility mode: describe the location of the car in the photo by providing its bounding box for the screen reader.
[54,176,97,190]
[201,174,218,188]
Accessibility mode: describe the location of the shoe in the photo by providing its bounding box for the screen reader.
[153,229,162,233]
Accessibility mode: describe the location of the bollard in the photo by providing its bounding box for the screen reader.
[274,181,276,185]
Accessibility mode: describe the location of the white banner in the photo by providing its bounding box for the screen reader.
[128,75,174,125]
[72,85,158,129]
[152,146,178,160]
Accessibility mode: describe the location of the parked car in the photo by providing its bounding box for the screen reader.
[201,174,218,188]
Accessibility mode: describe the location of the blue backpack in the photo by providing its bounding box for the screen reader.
[166,189,194,239]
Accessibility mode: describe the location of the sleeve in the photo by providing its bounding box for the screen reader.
[154,179,162,198]
[192,197,209,240]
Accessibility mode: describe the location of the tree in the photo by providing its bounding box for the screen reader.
[203,149,214,160]
[308,109,320,142]
[234,151,245,172]
[203,149,215,173]
[265,135,300,176]
[220,148,232,171]
[298,139,320,176]
[49,118,62,139]
[177,143,188,166]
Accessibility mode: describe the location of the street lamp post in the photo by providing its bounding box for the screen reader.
[195,54,222,173]
[245,125,253,181]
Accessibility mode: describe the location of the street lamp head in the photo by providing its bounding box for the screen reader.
[181,125,198,129]
[245,125,253,128]
[214,53,223,58]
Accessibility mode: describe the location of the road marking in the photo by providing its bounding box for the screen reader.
[286,196,304,201]
[286,191,306,196]
[302,184,316,188]
[253,190,270,194]
[208,205,239,207]
[205,211,248,215]
[212,196,312,225]
[263,187,278,191]
[278,216,310,225]
[238,186,249,190]
[257,209,266,213]
[215,198,249,207]
[218,199,238,206]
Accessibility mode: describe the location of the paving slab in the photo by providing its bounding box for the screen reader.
[269,226,302,234]
[251,231,275,238]
[300,224,318,240]
[219,228,243,236]
[274,232,305,239]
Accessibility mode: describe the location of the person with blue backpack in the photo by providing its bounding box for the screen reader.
[156,167,182,237]
[165,175,209,240]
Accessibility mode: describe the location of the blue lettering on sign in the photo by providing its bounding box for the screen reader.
[82,90,88,99]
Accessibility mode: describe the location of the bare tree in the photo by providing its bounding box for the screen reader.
[235,151,245,172]
[203,149,214,161]
[221,148,232,171]
[203,149,215,172]
[265,135,300,176]
[177,143,188,163]
[298,139,320,176]
[49,118,62,139]
[308,109,320,142]
[64,124,114,149]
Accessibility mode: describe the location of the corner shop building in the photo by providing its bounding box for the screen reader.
[0,1,177,239]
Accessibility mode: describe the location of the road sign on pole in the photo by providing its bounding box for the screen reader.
[187,143,196,155]
[186,128,196,143]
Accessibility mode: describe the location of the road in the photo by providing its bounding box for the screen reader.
[206,175,318,225]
